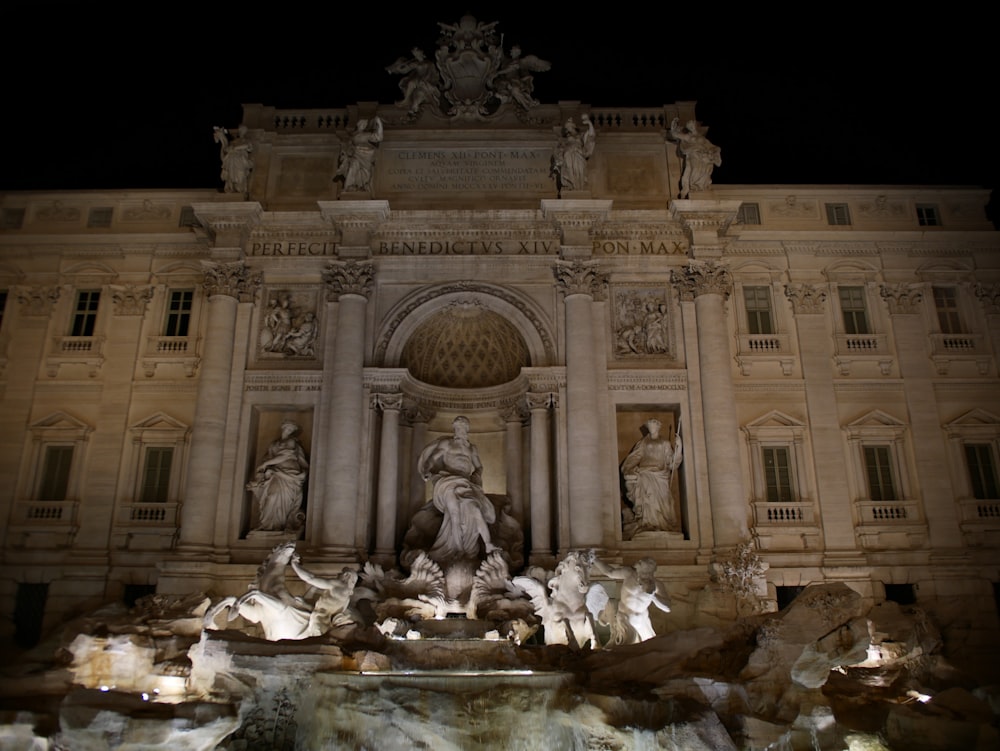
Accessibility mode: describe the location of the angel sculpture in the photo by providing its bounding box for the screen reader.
[492,45,550,110]
[512,550,607,649]
[386,48,440,114]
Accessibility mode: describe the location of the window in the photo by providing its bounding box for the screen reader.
[743,286,774,334]
[763,446,794,502]
[2,208,25,229]
[37,445,73,500]
[140,447,173,503]
[933,286,964,334]
[838,286,870,334]
[916,204,941,226]
[0,289,7,331]
[70,290,100,337]
[164,289,193,337]
[864,445,898,501]
[87,207,113,228]
[14,582,48,648]
[737,203,761,225]
[965,444,999,500]
[825,203,851,225]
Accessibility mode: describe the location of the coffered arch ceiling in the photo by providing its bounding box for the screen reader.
[376,284,555,388]
[401,301,529,388]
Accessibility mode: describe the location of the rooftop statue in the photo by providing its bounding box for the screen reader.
[668,117,721,198]
[334,116,384,194]
[213,125,253,196]
[385,16,550,120]
[551,114,596,195]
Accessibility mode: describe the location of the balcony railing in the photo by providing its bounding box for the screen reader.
[752,501,816,526]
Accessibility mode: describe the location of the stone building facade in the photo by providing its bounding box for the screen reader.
[1,18,998,662]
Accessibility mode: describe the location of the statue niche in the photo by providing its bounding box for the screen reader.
[400,415,524,606]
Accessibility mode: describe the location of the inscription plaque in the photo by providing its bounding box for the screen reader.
[382,148,551,193]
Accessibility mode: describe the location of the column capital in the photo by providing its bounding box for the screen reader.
[201,259,261,302]
[975,282,1000,315]
[16,285,60,316]
[110,285,153,316]
[525,391,557,411]
[371,392,404,411]
[669,199,741,256]
[323,259,375,301]
[670,260,733,302]
[553,259,608,300]
[784,283,828,315]
[879,283,924,315]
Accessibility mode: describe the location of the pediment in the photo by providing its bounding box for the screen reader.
[946,408,1000,428]
[847,409,905,429]
[745,410,804,429]
[131,412,189,432]
[30,411,92,440]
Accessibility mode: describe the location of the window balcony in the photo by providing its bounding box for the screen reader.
[855,499,927,549]
[833,333,893,376]
[929,333,990,375]
[112,502,180,550]
[9,500,79,547]
[958,497,1000,547]
[751,501,821,551]
[45,336,104,377]
[142,335,200,377]
[736,333,793,376]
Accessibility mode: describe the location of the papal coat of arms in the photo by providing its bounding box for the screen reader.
[386,16,550,120]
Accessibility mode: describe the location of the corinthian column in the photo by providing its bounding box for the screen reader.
[672,261,748,550]
[178,260,260,554]
[319,259,374,555]
[526,391,555,566]
[372,392,403,565]
[554,259,608,548]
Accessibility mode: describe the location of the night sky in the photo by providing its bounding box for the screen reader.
[3,4,995,224]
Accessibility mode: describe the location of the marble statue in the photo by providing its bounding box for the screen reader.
[386,48,440,114]
[621,418,683,536]
[492,44,550,110]
[284,312,317,357]
[213,125,253,195]
[551,115,595,195]
[260,294,293,353]
[246,421,309,533]
[205,542,358,641]
[513,550,606,648]
[417,416,499,565]
[668,118,721,198]
[590,556,671,644]
[334,116,384,193]
[385,17,551,119]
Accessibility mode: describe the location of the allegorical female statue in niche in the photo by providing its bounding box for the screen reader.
[247,421,309,533]
[621,418,683,537]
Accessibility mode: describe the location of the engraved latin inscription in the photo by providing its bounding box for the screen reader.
[382,148,550,192]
